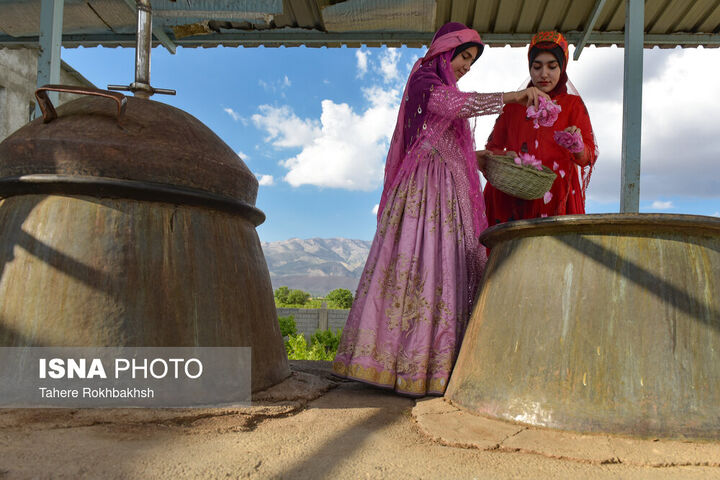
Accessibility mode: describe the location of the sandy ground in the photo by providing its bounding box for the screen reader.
[1,361,719,480]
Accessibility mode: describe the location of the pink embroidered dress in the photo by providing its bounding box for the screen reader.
[332,23,504,396]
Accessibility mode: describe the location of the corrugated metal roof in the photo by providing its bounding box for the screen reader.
[1,0,719,50]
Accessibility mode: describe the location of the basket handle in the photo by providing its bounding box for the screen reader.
[35,85,127,124]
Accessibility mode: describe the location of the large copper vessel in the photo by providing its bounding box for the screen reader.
[0,87,289,392]
[446,214,720,439]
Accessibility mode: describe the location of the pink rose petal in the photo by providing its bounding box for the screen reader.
[541,214,548,218]
[560,169,566,178]
[526,97,561,129]
[553,130,584,153]
[543,191,553,204]
[552,161,559,171]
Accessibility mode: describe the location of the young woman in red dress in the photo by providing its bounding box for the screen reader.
[483,31,598,226]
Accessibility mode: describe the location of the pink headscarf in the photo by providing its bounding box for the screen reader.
[378,23,486,236]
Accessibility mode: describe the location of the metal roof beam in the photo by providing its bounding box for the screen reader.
[3,31,720,48]
[122,0,176,54]
[574,0,607,60]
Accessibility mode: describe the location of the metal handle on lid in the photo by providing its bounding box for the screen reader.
[35,85,128,123]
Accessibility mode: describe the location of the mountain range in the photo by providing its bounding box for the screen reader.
[260,238,372,296]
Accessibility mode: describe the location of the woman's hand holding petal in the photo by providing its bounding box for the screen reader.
[512,87,550,109]
[564,125,581,135]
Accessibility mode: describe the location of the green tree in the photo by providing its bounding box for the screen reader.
[278,315,296,337]
[286,289,311,305]
[274,286,290,304]
[326,288,354,309]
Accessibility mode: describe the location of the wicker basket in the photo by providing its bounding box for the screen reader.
[484,152,557,200]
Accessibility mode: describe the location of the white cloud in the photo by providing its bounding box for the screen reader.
[223,107,241,121]
[356,49,370,77]
[252,105,321,149]
[358,47,417,89]
[372,204,379,215]
[259,76,292,93]
[253,86,400,190]
[237,151,250,161]
[712,212,720,217]
[256,174,275,186]
[379,48,401,83]
[650,200,674,210]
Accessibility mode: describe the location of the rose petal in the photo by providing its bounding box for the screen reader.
[552,161,559,171]
[543,191,553,204]
[560,169,566,178]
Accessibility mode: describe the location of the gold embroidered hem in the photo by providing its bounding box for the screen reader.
[333,361,448,396]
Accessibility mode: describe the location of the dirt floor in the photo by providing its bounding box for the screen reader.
[1,361,719,479]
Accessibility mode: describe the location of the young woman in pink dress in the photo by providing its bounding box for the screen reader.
[332,22,546,396]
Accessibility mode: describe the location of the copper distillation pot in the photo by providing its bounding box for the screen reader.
[0,0,290,393]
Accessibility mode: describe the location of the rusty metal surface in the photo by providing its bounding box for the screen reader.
[0,174,265,225]
[0,94,260,221]
[446,213,720,439]
[0,195,289,392]
[478,213,720,249]
[35,85,128,123]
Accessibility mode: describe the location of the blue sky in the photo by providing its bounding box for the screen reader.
[61,43,720,242]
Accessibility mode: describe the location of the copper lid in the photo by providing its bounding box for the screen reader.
[0,88,263,225]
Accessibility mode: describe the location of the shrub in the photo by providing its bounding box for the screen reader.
[326,288,354,309]
[278,315,296,337]
[285,328,343,361]
[286,289,311,305]
[285,333,331,360]
[274,286,290,304]
[311,328,342,355]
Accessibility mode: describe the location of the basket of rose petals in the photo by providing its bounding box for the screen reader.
[485,151,557,200]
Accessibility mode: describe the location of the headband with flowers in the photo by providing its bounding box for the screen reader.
[528,31,569,67]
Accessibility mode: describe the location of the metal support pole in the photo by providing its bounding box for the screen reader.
[620,0,644,213]
[109,0,175,98]
[574,0,607,61]
[122,0,176,54]
[133,0,153,98]
[35,0,64,119]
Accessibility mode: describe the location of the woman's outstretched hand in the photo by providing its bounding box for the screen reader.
[502,87,549,109]
[563,125,590,166]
